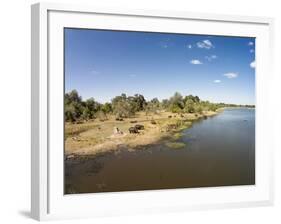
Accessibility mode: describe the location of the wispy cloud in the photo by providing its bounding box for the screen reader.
[190,59,203,65]
[248,41,254,46]
[250,60,256,68]
[160,43,168,48]
[205,55,217,61]
[213,79,221,83]
[250,49,255,53]
[90,70,100,75]
[159,38,173,49]
[223,72,238,79]
[197,40,214,49]
[186,44,192,49]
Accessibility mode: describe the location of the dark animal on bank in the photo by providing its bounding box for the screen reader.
[168,115,172,118]
[115,117,123,121]
[166,124,178,132]
[135,124,144,130]
[129,127,139,134]
[130,120,138,123]
[151,120,157,125]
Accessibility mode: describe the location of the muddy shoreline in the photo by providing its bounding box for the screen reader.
[65,110,219,161]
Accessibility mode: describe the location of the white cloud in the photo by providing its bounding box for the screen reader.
[248,41,254,46]
[223,72,238,79]
[250,49,255,53]
[213,79,221,83]
[250,60,256,68]
[160,43,168,48]
[211,55,217,59]
[205,55,217,61]
[159,38,173,49]
[187,44,192,49]
[91,70,100,75]
[197,40,214,49]
[190,59,203,65]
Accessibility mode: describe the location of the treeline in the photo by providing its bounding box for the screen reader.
[65,89,253,122]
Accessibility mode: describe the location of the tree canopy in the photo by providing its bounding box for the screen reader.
[64,89,253,122]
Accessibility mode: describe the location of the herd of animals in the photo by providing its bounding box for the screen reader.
[113,113,207,135]
[128,124,144,134]
[127,117,186,134]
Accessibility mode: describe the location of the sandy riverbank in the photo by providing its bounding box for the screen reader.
[65,110,219,158]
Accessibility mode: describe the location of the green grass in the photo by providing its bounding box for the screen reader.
[172,132,183,140]
[165,142,186,149]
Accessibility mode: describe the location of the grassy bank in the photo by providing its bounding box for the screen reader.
[65,110,219,158]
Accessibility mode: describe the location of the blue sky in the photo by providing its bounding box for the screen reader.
[65,28,255,105]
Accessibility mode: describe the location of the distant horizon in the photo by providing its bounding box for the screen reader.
[65,29,255,105]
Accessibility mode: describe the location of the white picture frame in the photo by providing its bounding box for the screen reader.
[31,2,274,221]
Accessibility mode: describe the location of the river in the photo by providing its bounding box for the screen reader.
[65,108,255,194]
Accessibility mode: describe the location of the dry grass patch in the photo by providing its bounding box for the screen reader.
[65,110,218,156]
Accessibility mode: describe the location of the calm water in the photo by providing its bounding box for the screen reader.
[65,108,255,194]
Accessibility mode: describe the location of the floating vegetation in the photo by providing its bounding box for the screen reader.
[172,132,183,140]
[165,142,186,149]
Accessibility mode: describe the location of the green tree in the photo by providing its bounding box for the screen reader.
[65,89,82,104]
[96,110,107,121]
[133,94,146,111]
[112,94,135,118]
[209,104,218,112]
[101,102,112,114]
[81,107,91,120]
[194,104,203,114]
[64,90,84,122]
[151,98,160,111]
[184,99,195,113]
[169,92,184,113]
[170,104,182,113]
[65,104,77,122]
[161,99,169,109]
[145,98,160,115]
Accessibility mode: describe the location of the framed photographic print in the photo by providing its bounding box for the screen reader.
[31,2,274,221]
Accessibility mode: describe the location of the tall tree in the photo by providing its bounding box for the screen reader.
[169,92,184,113]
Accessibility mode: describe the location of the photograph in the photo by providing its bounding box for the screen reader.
[64,28,256,194]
